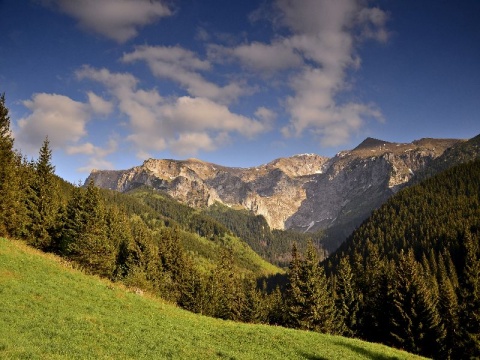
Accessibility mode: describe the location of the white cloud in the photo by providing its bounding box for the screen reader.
[66,137,117,157]
[87,92,113,115]
[255,107,277,123]
[238,0,389,147]
[16,93,90,153]
[77,67,271,157]
[16,91,120,176]
[67,138,118,173]
[122,45,252,104]
[208,41,303,73]
[42,0,172,42]
[77,158,116,173]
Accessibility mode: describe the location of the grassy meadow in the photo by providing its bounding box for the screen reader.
[0,237,425,359]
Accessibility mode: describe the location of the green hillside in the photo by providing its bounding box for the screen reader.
[325,159,480,358]
[0,238,424,360]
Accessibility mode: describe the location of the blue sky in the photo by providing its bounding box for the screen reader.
[1,0,479,183]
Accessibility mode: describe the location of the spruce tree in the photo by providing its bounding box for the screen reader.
[335,256,359,337]
[300,241,336,333]
[0,94,23,237]
[62,180,116,277]
[284,242,305,328]
[458,230,480,358]
[27,137,59,250]
[389,250,445,358]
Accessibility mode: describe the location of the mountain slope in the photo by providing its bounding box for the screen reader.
[0,238,425,360]
[323,159,480,358]
[88,137,462,254]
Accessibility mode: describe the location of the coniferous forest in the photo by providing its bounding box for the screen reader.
[1,93,479,358]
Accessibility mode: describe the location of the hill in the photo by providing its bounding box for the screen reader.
[0,237,425,360]
[325,159,480,358]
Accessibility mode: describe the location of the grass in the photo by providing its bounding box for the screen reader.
[0,238,425,359]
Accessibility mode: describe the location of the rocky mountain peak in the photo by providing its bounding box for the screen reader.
[353,137,390,151]
[87,137,463,247]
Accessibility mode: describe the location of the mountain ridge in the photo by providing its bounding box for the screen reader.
[87,136,466,251]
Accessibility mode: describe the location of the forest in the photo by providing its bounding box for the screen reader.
[1,93,479,359]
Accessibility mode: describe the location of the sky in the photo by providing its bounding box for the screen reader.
[1,0,479,183]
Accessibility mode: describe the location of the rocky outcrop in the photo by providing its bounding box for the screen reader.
[86,137,461,235]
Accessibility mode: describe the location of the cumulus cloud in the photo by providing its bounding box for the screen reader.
[16,93,90,153]
[217,0,388,147]
[41,0,172,42]
[66,138,118,173]
[208,41,303,73]
[16,92,119,175]
[66,137,118,157]
[77,66,270,157]
[122,45,252,104]
[87,92,113,115]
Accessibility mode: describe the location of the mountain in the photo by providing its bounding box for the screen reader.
[87,137,464,252]
[323,159,480,358]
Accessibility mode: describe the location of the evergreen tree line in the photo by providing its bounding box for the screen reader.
[0,94,281,323]
[203,202,325,267]
[322,159,480,358]
[2,93,479,358]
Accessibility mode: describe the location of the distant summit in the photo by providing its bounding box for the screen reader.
[353,137,391,151]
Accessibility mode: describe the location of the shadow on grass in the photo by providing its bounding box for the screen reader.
[332,341,404,360]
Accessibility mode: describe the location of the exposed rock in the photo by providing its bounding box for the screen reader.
[86,138,461,241]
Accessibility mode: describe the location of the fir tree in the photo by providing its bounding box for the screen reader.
[389,250,445,358]
[335,256,359,337]
[27,137,59,250]
[62,180,117,277]
[284,242,304,328]
[0,94,24,237]
[458,230,480,358]
[300,241,336,333]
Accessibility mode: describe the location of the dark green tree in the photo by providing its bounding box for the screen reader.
[389,250,445,358]
[458,230,480,358]
[437,261,460,359]
[27,137,59,250]
[284,242,304,328]
[285,241,336,333]
[62,180,117,277]
[335,256,359,337]
[0,94,25,237]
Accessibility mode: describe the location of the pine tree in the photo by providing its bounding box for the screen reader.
[300,241,336,333]
[210,247,241,320]
[284,242,304,328]
[0,94,24,237]
[335,256,359,337]
[62,180,116,277]
[458,230,480,358]
[389,250,445,358]
[27,137,59,250]
[437,268,460,359]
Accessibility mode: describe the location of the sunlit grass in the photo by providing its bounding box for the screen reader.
[0,238,425,359]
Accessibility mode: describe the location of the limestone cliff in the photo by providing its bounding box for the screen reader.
[86,138,461,236]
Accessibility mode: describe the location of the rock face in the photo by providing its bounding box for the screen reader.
[86,137,461,236]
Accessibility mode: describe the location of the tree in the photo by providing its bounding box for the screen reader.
[458,230,480,358]
[284,242,304,328]
[285,241,336,333]
[335,256,359,337]
[389,250,445,358]
[0,93,24,237]
[27,137,59,250]
[61,180,117,277]
[438,255,461,359]
[300,241,336,333]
